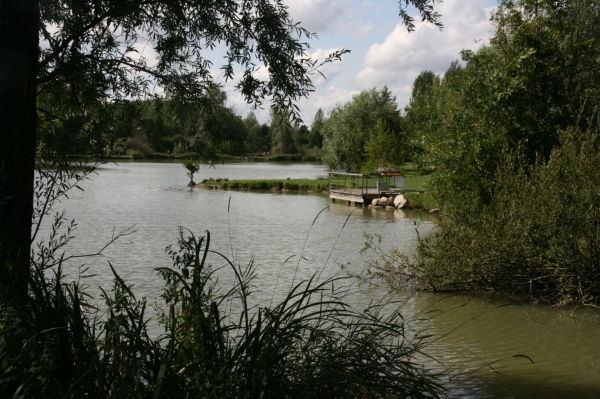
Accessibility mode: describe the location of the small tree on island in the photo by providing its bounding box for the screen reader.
[183,159,201,186]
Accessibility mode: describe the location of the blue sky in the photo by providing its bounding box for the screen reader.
[221,0,499,125]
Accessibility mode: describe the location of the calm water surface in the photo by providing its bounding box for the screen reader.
[40,161,600,399]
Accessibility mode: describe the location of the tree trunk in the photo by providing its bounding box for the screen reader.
[0,0,39,293]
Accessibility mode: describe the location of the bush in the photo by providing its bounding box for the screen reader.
[406,126,600,305]
[182,159,201,185]
[125,149,146,158]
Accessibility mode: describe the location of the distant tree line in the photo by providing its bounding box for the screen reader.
[37,87,327,161]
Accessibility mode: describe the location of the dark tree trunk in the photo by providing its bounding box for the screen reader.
[0,0,39,293]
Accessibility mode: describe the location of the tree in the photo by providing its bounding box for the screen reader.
[244,112,271,154]
[0,0,443,293]
[363,119,407,172]
[322,87,403,172]
[182,159,201,186]
[308,108,325,148]
[143,100,178,153]
[411,70,438,100]
[292,124,310,153]
[0,0,39,292]
[406,0,600,208]
[270,109,296,155]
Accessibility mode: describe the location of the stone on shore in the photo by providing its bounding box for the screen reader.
[394,195,407,209]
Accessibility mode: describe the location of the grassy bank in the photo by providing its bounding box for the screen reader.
[216,178,330,192]
[199,165,438,211]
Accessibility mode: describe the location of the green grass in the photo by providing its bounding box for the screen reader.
[404,192,437,211]
[211,178,331,192]
[201,165,439,211]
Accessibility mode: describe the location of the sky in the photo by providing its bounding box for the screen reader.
[217,0,499,125]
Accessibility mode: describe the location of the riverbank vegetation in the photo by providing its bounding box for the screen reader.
[0,160,443,398]
[357,0,600,306]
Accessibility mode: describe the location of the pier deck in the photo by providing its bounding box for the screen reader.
[327,170,411,205]
[329,188,382,204]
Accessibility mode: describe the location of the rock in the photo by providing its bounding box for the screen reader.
[371,198,380,206]
[379,197,388,207]
[394,195,407,209]
[386,206,395,210]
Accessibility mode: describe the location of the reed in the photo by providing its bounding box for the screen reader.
[0,158,443,398]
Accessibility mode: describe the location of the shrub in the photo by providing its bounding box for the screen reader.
[182,159,201,185]
[126,131,153,156]
[404,126,600,305]
[125,149,146,158]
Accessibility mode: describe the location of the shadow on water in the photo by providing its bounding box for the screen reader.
[405,292,600,398]
[470,375,600,399]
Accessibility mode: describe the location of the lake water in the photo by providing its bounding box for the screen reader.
[37,161,600,399]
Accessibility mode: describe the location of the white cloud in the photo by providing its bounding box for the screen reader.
[306,47,347,88]
[352,0,494,106]
[131,39,158,68]
[352,22,374,39]
[286,0,349,33]
[294,85,358,124]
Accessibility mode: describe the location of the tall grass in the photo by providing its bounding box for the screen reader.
[0,160,443,398]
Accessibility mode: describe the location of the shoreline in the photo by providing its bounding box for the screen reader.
[193,178,437,211]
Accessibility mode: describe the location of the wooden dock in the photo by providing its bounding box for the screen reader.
[329,188,382,205]
[327,170,403,206]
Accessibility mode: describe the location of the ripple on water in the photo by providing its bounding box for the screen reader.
[36,161,600,399]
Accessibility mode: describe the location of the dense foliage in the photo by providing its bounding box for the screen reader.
[410,126,600,304]
[406,0,600,207]
[374,0,600,306]
[322,87,407,172]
